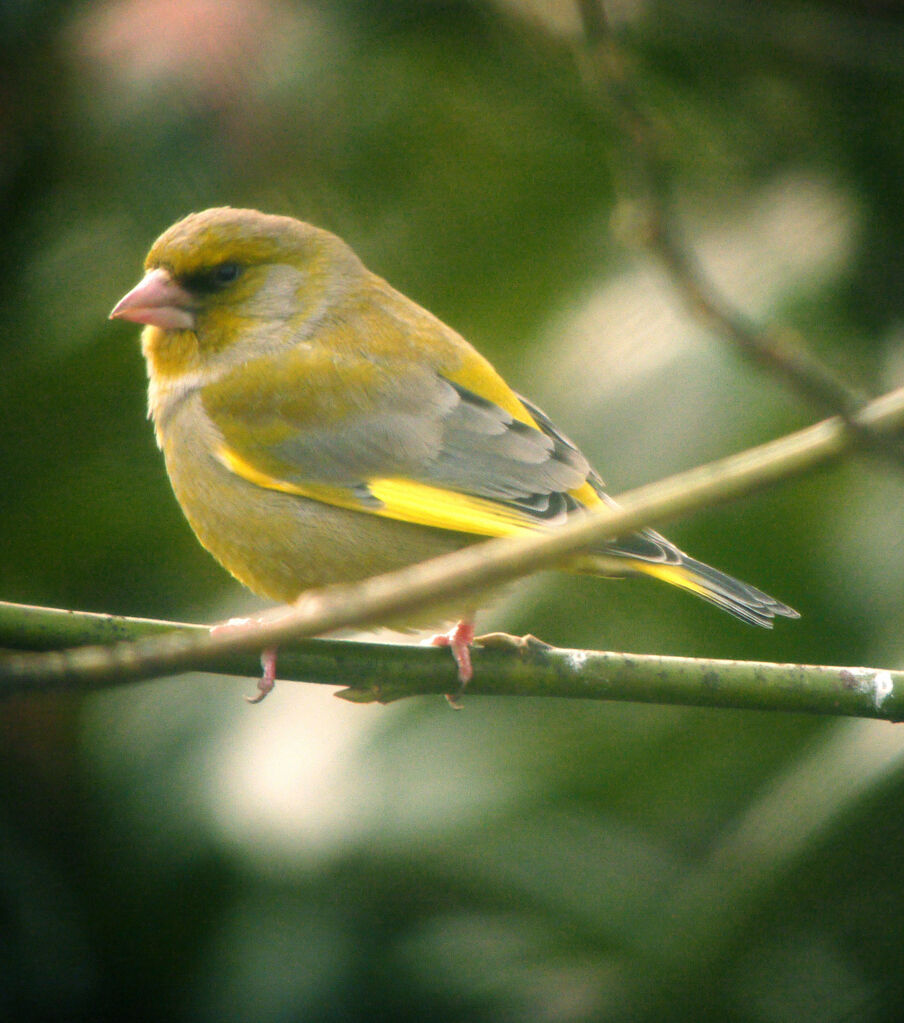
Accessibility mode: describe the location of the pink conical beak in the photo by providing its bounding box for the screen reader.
[110,268,196,331]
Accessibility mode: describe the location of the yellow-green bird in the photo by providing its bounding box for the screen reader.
[111,207,798,699]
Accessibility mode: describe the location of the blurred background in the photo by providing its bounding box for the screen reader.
[3,0,904,1019]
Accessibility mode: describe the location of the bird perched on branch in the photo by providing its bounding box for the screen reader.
[111,207,798,701]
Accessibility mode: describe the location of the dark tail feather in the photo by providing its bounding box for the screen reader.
[648,555,800,627]
[577,546,799,627]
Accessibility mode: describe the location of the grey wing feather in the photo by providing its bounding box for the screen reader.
[271,377,591,523]
[269,371,454,485]
[421,383,589,506]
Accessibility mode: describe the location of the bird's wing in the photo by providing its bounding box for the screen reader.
[202,336,799,624]
[201,340,603,539]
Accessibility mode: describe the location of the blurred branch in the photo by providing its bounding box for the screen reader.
[1,600,903,719]
[2,384,904,702]
[575,0,904,467]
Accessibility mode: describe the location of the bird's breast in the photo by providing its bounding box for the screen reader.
[157,395,469,603]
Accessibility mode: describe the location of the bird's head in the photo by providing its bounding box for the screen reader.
[111,207,361,378]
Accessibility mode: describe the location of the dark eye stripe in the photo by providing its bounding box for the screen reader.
[183,262,243,293]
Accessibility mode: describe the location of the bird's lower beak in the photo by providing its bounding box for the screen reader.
[110,268,196,331]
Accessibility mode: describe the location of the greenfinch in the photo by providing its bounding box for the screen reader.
[111,207,798,698]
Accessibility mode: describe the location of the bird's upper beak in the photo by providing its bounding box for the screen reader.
[110,268,196,331]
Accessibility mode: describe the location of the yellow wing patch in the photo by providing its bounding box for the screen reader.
[568,480,602,509]
[444,353,538,428]
[216,445,550,537]
[367,478,534,536]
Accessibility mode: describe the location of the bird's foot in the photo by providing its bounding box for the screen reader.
[428,619,475,709]
[209,618,278,704]
[246,647,278,704]
[473,631,553,653]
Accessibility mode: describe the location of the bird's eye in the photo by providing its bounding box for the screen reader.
[211,262,241,287]
[185,262,243,294]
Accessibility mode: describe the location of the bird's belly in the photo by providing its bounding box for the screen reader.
[161,428,470,605]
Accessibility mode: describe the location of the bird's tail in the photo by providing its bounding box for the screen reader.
[573,530,799,627]
[626,554,799,627]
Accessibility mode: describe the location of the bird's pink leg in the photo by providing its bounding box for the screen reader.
[245,646,278,704]
[430,618,475,708]
[209,618,278,704]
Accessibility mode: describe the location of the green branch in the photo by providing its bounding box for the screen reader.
[2,601,903,719]
[1,385,904,709]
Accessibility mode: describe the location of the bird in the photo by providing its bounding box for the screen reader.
[110,207,798,701]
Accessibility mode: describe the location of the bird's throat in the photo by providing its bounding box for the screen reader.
[141,325,202,378]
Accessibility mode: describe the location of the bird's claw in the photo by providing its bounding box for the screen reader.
[209,621,278,704]
[245,646,278,704]
[474,631,554,653]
